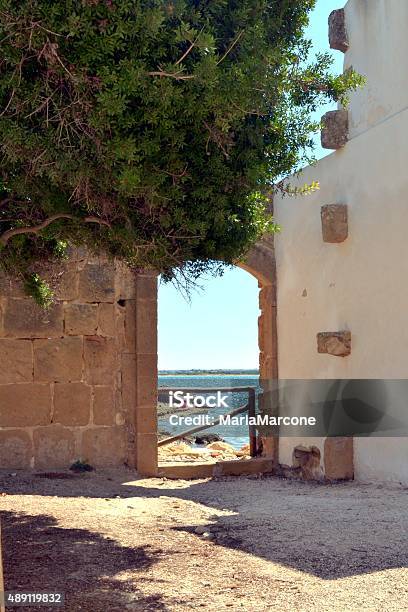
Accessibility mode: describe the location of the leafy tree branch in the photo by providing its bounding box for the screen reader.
[0,0,364,305]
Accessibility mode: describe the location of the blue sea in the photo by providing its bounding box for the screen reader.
[158,374,260,449]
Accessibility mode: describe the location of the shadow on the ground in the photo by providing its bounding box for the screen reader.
[1,469,407,581]
[166,478,408,580]
[1,509,168,611]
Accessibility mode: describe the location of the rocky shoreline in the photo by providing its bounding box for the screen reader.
[158,440,250,464]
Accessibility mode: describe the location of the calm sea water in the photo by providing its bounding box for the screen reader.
[158,374,260,449]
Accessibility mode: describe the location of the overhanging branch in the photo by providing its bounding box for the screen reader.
[0,213,110,246]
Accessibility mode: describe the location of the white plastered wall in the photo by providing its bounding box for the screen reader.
[274,0,408,483]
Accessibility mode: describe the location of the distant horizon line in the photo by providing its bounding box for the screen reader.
[159,368,259,373]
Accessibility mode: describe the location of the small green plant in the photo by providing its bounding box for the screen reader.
[69,459,94,473]
[278,180,321,198]
[23,274,54,308]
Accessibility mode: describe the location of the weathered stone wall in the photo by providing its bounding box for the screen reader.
[0,250,148,470]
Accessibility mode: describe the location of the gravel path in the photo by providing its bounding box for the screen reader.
[0,469,407,611]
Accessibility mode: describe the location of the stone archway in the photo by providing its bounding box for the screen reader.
[238,236,278,461]
[135,236,278,476]
[239,235,277,382]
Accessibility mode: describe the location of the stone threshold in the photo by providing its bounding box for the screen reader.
[157,457,274,479]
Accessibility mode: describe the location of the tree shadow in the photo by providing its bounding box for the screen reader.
[1,509,168,611]
[167,477,408,580]
[1,469,407,582]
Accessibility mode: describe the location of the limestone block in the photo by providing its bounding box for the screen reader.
[0,384,51,426]
[216,457,274,478]
[137,406,157,434]
[53,382,91,426]
[81,427,126,466]
[93,386,115,425]
[244,243,276,284]
[78,262,115,302]
[136,353,157,380]
[84,336,117,384]
[321,110,348,149]
[136,375,157,406]
[114,303,126,349]
[321,204,348,243]
[97,303,116,337]
[53,266,79,301]
[329,9,349,53]
[121,354,136,414]
[136,274,157,301]
[33,426,75,469]
[0,339,33,383]
[34,337,83,382]
[124,300,136,353]
[317,331,351,357]
[136,432,157,476]
[135,300,157,354]
[259,351,277,380]
[115,262,137,300]
[324,437,354,480]
[2,299,63,338]
[0,429,32,468]
[64,303,98,335]
[259,285,276,310]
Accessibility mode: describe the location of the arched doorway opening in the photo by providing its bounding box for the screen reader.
[158,266,259,466]
[134,238,277,476]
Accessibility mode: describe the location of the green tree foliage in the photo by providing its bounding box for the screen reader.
[0,0,363,303]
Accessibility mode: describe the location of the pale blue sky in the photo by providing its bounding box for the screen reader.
[158,0,344,371]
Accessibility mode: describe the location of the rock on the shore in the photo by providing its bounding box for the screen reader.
[235,443,250,457]
[207,441,236,452]
[194,434,223,445]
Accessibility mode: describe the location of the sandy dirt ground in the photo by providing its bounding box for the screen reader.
[0,468,407,611]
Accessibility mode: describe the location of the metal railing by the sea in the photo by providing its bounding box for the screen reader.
[157,387,258,457]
